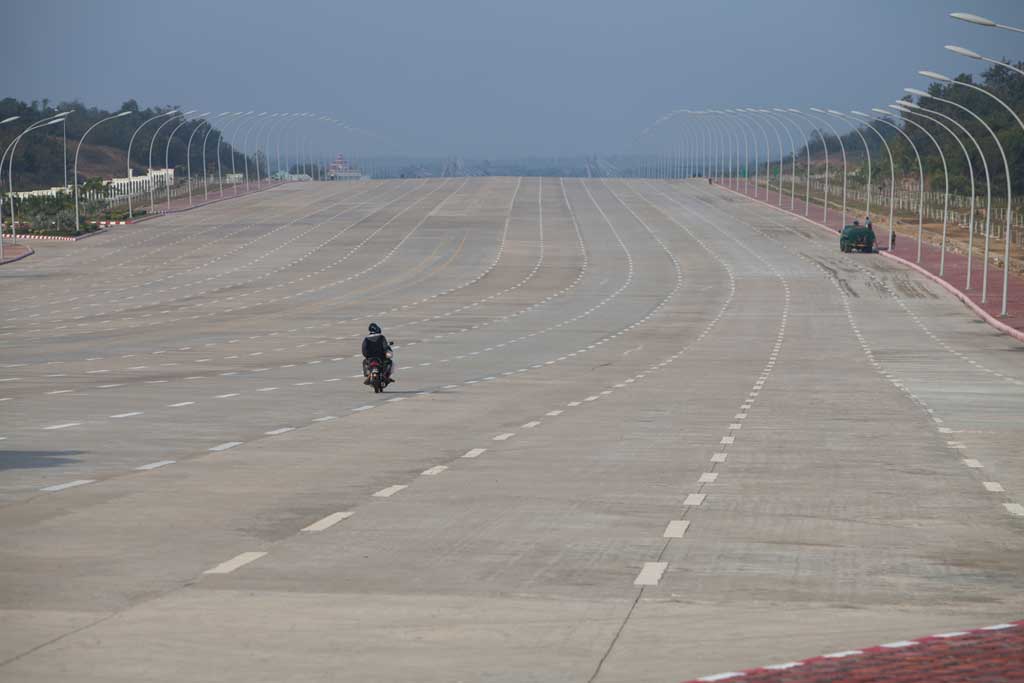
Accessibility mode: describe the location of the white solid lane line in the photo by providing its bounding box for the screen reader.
[633,561,668,586]
[209,441,243,452]
[265,427,295,435]
[135,460,176,471]
[421,465,448,476]
[203,551,267,575]
[373,484,407,498]
[462,448,487,459]
[40,479,95,492]
[43,422,81,430]
[302,511,354,532]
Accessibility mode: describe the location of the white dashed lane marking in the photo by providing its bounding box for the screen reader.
[209,441,243,452]
[40,479,95,492]
[203,551,266,575]
[373,484,407,498]
[663,520,690,538]
[43,422,80,430]
[493,433,515,441]
[111,411,143,419]
[462,448,487,459]
[421,465,447,476]
[135,460,176,471]
[302,511,354,532]
[265,427,295,436]
[633,561,668,586]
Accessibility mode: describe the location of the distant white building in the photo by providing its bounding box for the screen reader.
[327,153,361,180]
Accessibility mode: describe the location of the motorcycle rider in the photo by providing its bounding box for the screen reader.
[362,322,394,385]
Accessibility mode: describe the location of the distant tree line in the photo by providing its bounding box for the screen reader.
[0,98,256,192]
[789,62,1024,197]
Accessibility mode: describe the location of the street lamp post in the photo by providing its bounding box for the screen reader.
[921,70,1022,316]
[729,109,767,198]
[0,115,22,259]
[949,12,1024,34]
[126,109,176,219]
[772,109,813,214]
[4,114,69,234]
[726,109,757,195]
[905,89,993,292]
[238,113,267,193]
[74,111,131,232]
[201,112,234,200]
[185,113,212,206]
[165,112,201,210]
[787,109,832,222]
[808,108,849,228]
[826,110,872,219]
[148,111,191,212]
[746,109,786,206]
[760,109,799,209]
[894,102,975,278]
[887,104,949,274]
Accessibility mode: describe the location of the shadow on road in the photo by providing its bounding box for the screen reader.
[0,450,84,471]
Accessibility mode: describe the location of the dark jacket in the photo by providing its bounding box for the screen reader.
[362,333,391,359]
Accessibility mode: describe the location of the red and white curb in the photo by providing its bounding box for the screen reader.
[687,620,1022,681]
[91,220,133,226]
[6,229,107,242]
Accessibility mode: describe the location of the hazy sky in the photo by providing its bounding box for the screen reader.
[6,0,1024,158]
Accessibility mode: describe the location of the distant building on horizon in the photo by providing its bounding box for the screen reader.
[327,154,362,181]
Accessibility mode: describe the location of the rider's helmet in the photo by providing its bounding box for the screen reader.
[368,323,381,335]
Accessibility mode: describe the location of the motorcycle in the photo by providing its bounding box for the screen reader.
[366,349,394,393]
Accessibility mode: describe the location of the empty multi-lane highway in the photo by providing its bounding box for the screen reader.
[2,178,1022,681]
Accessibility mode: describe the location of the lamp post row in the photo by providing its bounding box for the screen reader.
[637,10,1021,317]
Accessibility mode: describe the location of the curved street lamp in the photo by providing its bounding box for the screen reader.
[746,108,786,206]
[148,111,192,211]
[904,90,991,291]
[920,69,1022,316]
[894,102,976,279]
[809,108,849,227]
[126,109,177,218]
[200,112,234,200]
[165,112,202,210]
[4,114,70,234]
[888,104,950,274]
[74,111,131,231]
[790,108,831,223]
[949,12,1024,34]
[184,112,212,206]
[760,109,799,209]
[826,110,872,219]
[773,109,814,215]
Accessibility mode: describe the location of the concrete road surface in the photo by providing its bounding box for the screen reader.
[1,178,1021,682]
